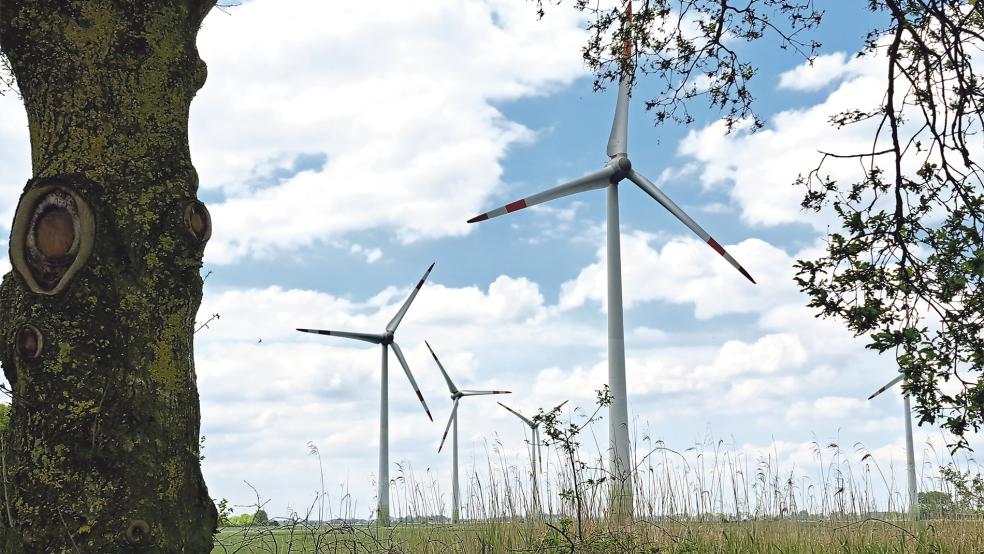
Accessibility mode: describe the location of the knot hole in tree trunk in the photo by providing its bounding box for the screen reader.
[10,181,95,295]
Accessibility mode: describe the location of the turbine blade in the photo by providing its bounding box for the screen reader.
[606,1,632,157]
[868,374,904,400]
[391,341,433,421]
[438,399,460,453]
[295,329,383,344]
[386,263,435,333]
[460,390,511,396]
[425,341,459,394]
[467,166,615,223]
[627,170,756,284]
[497,402,534,427]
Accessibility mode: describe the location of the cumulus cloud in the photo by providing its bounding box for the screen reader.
[785,396,869,421]
[558,231,801,318]
[700,333,808,379]
[678,51,884,228]
[349,244,382,264]
[191,0,589,263]
[777,52,870,91]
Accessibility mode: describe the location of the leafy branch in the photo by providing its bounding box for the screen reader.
[534,0,823,131]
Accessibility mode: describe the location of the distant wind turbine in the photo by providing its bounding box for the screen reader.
[426,341,510,524]
[867,373,918,518]
[498,400,568,518]
[466,1,755,516]
[297,263,436,527]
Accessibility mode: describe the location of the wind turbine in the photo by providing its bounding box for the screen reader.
[867,373,918,518]
[296,263,436,527]
[426,341,511,524]
[498,400,568,518]
[466,1,755,516]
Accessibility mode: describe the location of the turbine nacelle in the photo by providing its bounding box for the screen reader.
[427,341,511,453]
[607,156,632,183]
[295,263,437,422]
[465,91,755,284]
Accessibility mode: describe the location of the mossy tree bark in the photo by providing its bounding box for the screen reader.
[0,1,218,552]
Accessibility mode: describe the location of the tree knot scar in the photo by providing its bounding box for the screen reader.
[183,200,211,243]
[124,519,150,545]
[11,181,95,295]
[15,324,43,360]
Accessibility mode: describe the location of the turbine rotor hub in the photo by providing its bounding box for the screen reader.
[382,332,394,344]
[608,155,632,183]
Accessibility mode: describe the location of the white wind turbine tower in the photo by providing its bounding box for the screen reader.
[426,341,511,524]
[467,1,755,516]
[296,263,436,527]
[867,373,918,518]
[498,400,568,518]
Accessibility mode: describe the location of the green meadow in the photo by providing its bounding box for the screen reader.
[212,518,984,553]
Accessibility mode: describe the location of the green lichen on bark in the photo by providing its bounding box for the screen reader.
[0,1,218,552]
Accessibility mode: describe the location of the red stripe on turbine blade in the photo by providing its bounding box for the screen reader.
[869,386,888,400]
[505,199,527,213]
[467,213,489,223]
[416,279,425,290]
[707,237,727,257]
[416,391,425,402]
[708,238,756,284]
[426,410,433,422]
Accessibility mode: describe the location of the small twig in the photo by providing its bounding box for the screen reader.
[1,431,14,528]
[545,521,575,554]
[214,2,240,15]
[195,313,220,334]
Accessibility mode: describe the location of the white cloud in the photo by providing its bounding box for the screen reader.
[558,231,800,319]
[349,244,382,264]
[700,333,808,379]
[678,52,884,228]
[192,0,589,263]
[786,396,869,421]
[630,326,668,342]
[777,52,868,91]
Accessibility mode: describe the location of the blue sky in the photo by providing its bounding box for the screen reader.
[0,0,979,520]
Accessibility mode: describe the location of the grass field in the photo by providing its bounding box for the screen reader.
[212,402,984,553]
[212,518,984,553]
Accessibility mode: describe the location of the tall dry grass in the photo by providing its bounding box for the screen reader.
[213,402,984,553]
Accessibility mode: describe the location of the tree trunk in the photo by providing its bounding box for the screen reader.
[0,1,218,552]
